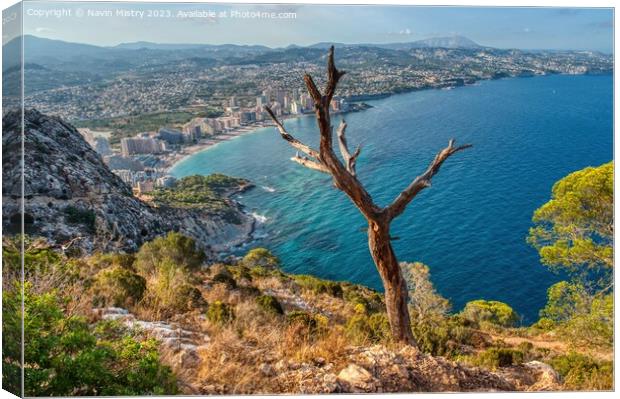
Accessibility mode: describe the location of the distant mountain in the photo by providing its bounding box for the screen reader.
[21,34,117,60]
[306,35,482,51]
[406,35,482,49]
[3,35,274,75]
[113,41,271,52]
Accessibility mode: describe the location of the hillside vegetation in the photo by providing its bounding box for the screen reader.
[2,163,613,395]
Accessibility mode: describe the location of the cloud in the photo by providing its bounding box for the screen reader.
[387,28,413,37]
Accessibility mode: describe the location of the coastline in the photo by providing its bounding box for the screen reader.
[164,71,613,174]
[164,105,369,173]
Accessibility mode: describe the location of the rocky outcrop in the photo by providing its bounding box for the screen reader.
[497,361,562,391]
[2,109,254,254]
[94,307,209,369]
[264,345,559,394]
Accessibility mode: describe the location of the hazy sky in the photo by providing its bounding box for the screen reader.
[17,1,614,52]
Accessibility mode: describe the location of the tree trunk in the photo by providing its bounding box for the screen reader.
[368,220,416,345]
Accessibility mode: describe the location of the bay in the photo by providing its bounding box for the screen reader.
[171,74,613,323]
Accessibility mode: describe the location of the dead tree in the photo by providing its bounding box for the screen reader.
[265,47,471,345]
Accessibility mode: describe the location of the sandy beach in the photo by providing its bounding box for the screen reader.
[162,113,314,173]
[162,122,272,172]
[163,104,370,173]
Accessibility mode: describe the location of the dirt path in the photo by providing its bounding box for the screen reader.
[485,332,613,362]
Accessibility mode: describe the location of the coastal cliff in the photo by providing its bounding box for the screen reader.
[1,109,254,254]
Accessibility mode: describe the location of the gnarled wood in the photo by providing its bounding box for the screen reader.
[386,139,472,221]
[336,120,362,176]
[265,46,471,346]
[291,154,329,173]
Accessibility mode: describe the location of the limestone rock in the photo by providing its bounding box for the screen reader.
[337,364,379,392]
[2,109,254,255]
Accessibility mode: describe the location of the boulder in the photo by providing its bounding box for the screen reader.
[337,364,379,392]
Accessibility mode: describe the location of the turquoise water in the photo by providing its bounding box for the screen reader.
[171,74,613,323]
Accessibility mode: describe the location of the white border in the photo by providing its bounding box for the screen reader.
[0,1,616,399]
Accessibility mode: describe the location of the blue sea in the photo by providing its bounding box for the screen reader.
[171,74,613,323]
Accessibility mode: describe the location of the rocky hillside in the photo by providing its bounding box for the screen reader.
[87,252,563,395]
[2,109,253,254]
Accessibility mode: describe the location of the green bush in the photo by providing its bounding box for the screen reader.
[207,301,235,325]
[461,300,520,328]
[256,295,284,315]
[64,206,96,231]
[411,316,474,357]
[540,281,588,323]
[342,285,384,314]
[212,272,237,289]
[286,311,327,337]
[3,236,74,278]
[87,252,136,273]
[550,352,613,390]
[294,275,343,298]
[538,281,612,349]
[135,232,205,276]
[241,248,280,269]
[469,347,525,370]
[91,266,147,308]
[229,265,253,282]
[145,259,205,315]
[530,317,556,332]
[2,283,177,396]
[344,313,391,345]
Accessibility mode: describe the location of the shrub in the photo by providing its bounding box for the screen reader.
[461,300,520,328]
[135,232,205,275]
[344,313,391,345]
[342,285,384,314]
[539,281,612,348]
[64,206,96,231]
[212,272,237,289]
[530,317,556,332]
[411,315,474,357]
[241,248,280,269]
[144,259,205,315]
[540,281,589,323]
[207,301,235,325]
[87,252,136,273]
[294,275,343,297]
[2,283,177,396]
[3,236,74,279]
[558,293,613,348]
[550,352,613,390]
[469,347,525,370]
[256,295,284,315]
[229,265,252,282]
[91,266,146,308]
[286,311,327,337]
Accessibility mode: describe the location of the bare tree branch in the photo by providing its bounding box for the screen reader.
[336,119,362,176]
[291,153,330,173]
[325,46,346,104]
[264,106,320,159]
[386,139,472,220]
[304,74,322,105]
